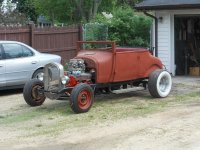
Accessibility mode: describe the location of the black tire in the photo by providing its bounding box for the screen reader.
[70,83,94,113]
[23,79,46,106]
[32,69,44,81]
[148,69,172,98]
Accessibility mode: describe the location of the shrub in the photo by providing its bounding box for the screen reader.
[95,6,152,47]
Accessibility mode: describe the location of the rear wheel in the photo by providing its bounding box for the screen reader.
[70,83,94,113]
[148,70,172,98]
[23,79,46,106]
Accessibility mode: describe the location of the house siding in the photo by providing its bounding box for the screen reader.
[152,9,200,75]
[156,13,171,72]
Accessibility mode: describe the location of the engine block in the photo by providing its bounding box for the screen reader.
[68,59,85,75]
[67,59,91,81]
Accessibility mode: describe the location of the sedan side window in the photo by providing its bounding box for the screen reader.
[22,46,34,57]
[2,44,23,59]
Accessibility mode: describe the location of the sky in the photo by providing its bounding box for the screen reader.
[1,0,16,12]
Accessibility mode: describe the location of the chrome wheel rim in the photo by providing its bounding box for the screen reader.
[36,72,44,81]
[159,76,170,92]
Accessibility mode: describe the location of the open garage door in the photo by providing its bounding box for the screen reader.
[175,15,200,75]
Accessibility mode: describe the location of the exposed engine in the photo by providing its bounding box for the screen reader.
[68,59,92,81]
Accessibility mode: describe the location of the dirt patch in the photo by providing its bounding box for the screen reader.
[0,76,200,150]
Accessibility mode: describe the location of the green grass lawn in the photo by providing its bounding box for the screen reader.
[0,91,200,137]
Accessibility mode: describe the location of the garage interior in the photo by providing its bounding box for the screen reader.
[175,15,200,75]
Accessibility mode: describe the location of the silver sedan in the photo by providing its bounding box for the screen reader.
[0,41,61,90]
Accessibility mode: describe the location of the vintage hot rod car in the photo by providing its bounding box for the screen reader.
[23,41,172,113]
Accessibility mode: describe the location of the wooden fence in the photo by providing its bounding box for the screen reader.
[0,25,81,64]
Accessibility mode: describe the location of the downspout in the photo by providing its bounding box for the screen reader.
[144,11,158,57]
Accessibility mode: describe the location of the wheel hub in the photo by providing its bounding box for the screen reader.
[159,76,169,92]
[32,85,44,101]
[78,90,91,109]
[80,95,87,105]
[36,73,44,81]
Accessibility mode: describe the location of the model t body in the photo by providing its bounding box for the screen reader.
[23,41,172,113]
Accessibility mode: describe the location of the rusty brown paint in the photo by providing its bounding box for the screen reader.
[76,41,163,84]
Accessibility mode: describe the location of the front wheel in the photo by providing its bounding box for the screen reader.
[70,83,94,113]
[32,69,44,81]
[23,79,46,106]
[148,70,172,98]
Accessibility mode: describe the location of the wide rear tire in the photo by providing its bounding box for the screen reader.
[70,83,94,113]
[148,70,172,98]
[23,79,46,106]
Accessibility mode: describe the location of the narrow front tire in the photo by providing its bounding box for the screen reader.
[70,83,94,113]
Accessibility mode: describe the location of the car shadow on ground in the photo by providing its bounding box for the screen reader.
[0,89,23,96]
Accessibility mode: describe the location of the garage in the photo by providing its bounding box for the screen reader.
[175,15,200,75]
[135,0,200,76]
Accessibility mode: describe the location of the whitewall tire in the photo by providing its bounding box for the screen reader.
[148,69,172,98]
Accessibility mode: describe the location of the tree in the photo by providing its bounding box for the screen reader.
[12,0,38,23]
[99,0,143,12]
[0,0,4,6]
[34,0,106,25]
[116,0,142,6]
[0,0,27,26]
[34,0,76,25]
[95,6,152,47]
[75,0,102,22]
[4,0,143,25]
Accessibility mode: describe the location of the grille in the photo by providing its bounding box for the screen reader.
[44,62,64,93]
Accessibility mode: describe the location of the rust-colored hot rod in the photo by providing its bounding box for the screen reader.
[23,41,172,113]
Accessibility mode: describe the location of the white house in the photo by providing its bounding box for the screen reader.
[135,0,200,75]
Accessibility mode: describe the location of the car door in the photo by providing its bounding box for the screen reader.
[114,51,139,82]
[0,45,6,88]
[2,43,39,87]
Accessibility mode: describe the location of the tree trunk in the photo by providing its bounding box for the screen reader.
[50,11,55,26]
[75,0,102,23]
[92,0,102,20]
[75,0,86,22]
[87,0,93,22]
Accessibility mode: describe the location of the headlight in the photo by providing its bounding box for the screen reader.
[61,76,70,85]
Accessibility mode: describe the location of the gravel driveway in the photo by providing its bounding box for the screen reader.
[0,76,200,150]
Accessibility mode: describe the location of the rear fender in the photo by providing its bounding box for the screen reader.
[144,65,162,78]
